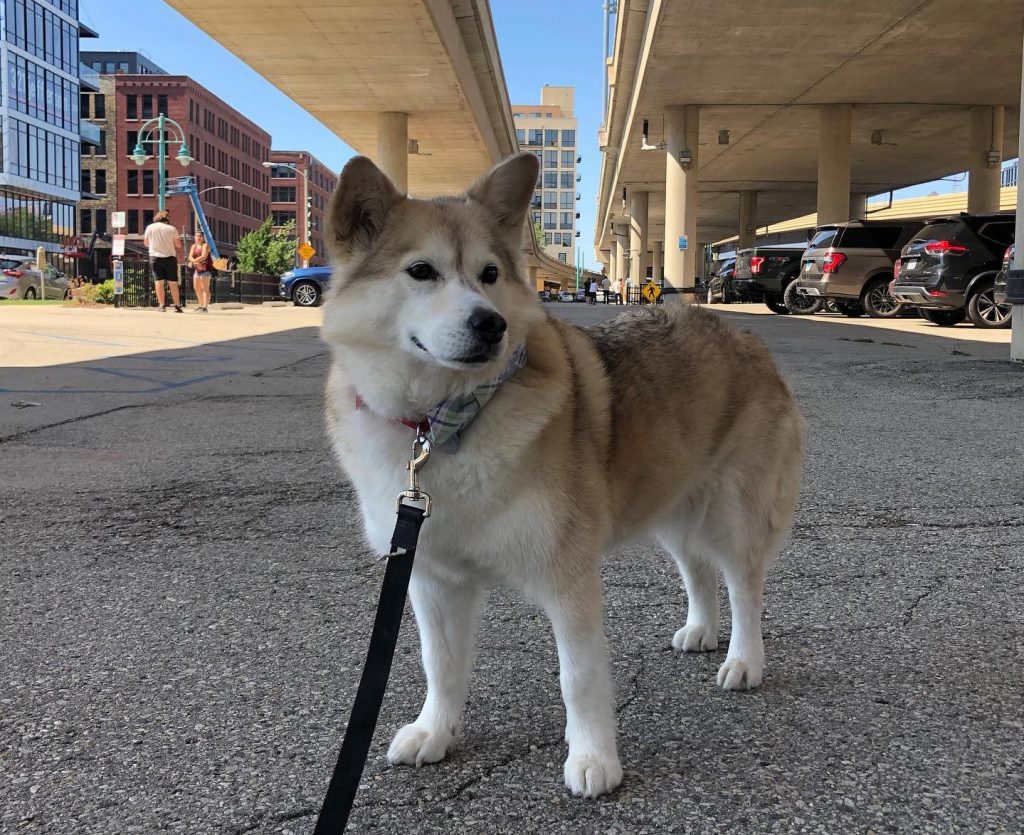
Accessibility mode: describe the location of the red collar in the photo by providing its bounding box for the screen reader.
[354,393,429,433]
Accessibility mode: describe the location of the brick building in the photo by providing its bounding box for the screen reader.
[79,61,271,268]
[267,150,337,267]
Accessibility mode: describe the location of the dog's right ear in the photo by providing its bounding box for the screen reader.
[328,156,403,259]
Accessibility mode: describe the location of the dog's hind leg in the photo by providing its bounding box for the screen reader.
[539,568,622,798]
[716,557,767,690]
[660,538,720,653]
[387,566,483,767]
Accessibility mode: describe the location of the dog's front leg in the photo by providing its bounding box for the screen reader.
[387,566,483,767]
[542,570,622,798]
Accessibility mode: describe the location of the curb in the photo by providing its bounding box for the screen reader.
[262,301,288,307]
[216,303,245,310]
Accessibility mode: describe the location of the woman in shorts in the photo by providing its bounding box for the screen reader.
[188,230,213,312]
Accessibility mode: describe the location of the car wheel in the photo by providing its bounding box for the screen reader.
[966,283,1012,329]
[861,279,903,319]
[764,294,789,315]
[783,281,822,315]
[834,300,863,318]
[919,308,966,327]
[24,286,37,300]
[292,280,321,307]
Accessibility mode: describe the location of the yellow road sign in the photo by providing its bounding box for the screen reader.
[641,281,661,303]
[297,243,316,261]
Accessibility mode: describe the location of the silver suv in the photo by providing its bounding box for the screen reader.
[795,220,923,317]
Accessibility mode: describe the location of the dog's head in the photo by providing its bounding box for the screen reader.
[322,153,541,392]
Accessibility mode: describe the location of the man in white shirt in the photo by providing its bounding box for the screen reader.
[143,210,184,312]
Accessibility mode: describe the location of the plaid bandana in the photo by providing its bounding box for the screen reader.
[356,343,528,453]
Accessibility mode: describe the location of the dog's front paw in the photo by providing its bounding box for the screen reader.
[717,657,762,690]
[387,722,454,767]
[563,751,623,798]
[672,623,718,652]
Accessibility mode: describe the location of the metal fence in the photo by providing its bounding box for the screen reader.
[111,257,280,308]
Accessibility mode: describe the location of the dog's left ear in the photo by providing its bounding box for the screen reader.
[467,153,540,245]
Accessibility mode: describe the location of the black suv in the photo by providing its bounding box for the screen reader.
[991,243,1014,322]
[892,213,1014,328]
[731,246,817,314]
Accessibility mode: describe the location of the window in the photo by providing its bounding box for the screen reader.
[271,186,296,202]
[978,221,1015,249]
[543,150,557,169]
[272,210,296,226]
[142,170,154,195]
[80,92,89,118]
[141,94,153,119]
[559,192,574,209]
[126,94,137,120]
[561,150,574,168]
[95,209,107,235]
[561,129,575,147]
[558,253,567,262]
[527,129,542,147]
[126,170,138,194]
[143,210,154,228]
[80,208,92,233]
[544,233,553,245]
[560,172,573,189]
[81,169,91,192]
[543,172,557,189]
[94,94,105,119]
[97,130,106,157]
[95,169,106,195]
[269,164,297,179]
[157,95,168,116]
[560,212,573,230]
[837,225,902,250]
[544,129,558,146]
[127,210,139,234]
[543,211,556,231]
[543,192,557,209]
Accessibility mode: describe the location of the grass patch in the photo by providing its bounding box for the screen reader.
[0,299,67,306]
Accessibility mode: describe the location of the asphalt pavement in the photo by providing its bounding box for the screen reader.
[2,301,1022,834]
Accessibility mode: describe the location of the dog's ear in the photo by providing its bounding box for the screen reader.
[467,153,540,244]
[328,156,403,259]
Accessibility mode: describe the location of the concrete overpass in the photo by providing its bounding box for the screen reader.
[597,0,1024,295]
[164,0,574,287]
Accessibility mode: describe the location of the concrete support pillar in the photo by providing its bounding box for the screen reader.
[816,104,852,225]
[664,104,700,294]
[849,193,867,221]
[652,240,664,283]
[608,239,619,284]
[738,191,757,250]
[613,225,628,286]
[377,112,408,193]
[968,105,1004,214]
[629,190,649,284]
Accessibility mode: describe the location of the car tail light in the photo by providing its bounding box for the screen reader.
[924,240,968,255]
[750,256,765,274]
[893,258,901,279]
[2,269,23,277]
[822,253,846,273]
[1003,246,1013,267]
[927,289,949,297]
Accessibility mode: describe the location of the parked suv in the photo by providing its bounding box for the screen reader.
[892,213,1014,328]
[993,243,1013,312]
[795,220,922,318]
[732,246,816,314]
[706,257,736,303]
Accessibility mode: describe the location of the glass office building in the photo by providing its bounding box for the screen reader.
[0,0,98,255]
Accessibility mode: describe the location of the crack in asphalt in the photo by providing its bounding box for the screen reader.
[227,805,317,834]
[901,577,946,627]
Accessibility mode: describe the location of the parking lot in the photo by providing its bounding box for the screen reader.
[2,301,1022,834]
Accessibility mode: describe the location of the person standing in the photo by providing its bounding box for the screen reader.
[144,210,183,312]
[601,276,611,304]
[188,230,212,312]
[588,278,598,305]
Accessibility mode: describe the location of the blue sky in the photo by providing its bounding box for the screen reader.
[82,0,608,266]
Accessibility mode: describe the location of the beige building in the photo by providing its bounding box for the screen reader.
[513,86,580,269]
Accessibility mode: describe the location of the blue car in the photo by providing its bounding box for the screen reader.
[279,266,332,307]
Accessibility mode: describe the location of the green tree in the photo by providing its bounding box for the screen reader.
[533,220,546,250]
[236,217,298,276]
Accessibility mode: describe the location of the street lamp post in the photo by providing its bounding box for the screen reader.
[128,113,194,211]
[263,159,312,268]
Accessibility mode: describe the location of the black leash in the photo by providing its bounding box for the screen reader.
[313,433,432,834]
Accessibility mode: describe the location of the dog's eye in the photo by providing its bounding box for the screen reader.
[480,264,498,285]
[406,262,437,281]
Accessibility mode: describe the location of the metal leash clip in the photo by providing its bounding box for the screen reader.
[396,429,432,518]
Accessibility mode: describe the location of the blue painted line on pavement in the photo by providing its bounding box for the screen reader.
[14,329,131,347]
[0,369,237,395]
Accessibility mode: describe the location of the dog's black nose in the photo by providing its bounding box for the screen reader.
[468,308,507,344]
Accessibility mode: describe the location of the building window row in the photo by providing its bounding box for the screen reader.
[187,99,267,161]
[271,185,296,203]
[79,207,106,235]
[516,128,575,149]
[271,210,296,226]
[124,93,168,121]
[4,0,79,76]
[81,129,106,156]
[0,188,75,243]
[6,53,80,133]
[7,116,79,191]
[80,167,106,194]
[80,92,105,120]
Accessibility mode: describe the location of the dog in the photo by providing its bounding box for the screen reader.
[321,152,805,798]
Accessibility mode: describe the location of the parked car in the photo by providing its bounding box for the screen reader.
[557,290,575,302]
[993,243,1013,310]
[0,256,70,300]
[732,246,815,314]
[795,220,923,318]
[706,257,736,303]
[279,266,332,307]
[892,213,1014,328]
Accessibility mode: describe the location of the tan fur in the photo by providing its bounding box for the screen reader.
[321,153,805,798]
